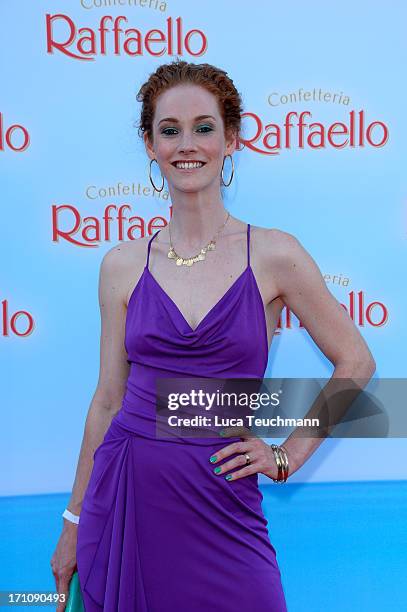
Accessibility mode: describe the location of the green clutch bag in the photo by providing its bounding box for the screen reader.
[65,571,85,612]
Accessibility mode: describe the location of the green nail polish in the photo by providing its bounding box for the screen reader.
[225,474,233,481]
[209,455,218,463]
[214,467,221,474]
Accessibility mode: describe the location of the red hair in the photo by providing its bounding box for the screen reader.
[136,59,244,144]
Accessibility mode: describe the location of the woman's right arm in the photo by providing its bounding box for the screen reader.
[50,242,140,611]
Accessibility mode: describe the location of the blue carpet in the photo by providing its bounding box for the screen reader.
[0,481,406,611]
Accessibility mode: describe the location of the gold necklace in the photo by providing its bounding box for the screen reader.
[167,212,231,267]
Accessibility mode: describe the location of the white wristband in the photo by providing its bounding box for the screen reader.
[62,508,80,524]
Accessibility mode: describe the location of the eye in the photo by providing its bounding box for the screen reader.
[197,124,213,133]
[161,127,178,136]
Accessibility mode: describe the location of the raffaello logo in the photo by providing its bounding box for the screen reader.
[238,110,389,154]
[51,203,168,245]
[45,13,207,60]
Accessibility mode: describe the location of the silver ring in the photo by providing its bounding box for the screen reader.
[244,453,251,465]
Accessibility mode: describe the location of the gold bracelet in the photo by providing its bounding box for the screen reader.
[270,444,289,483]
[279,445,289,482]
[270,444,282,481]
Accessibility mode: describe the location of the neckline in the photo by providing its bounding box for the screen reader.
[143,223,252,334]
[145,264,252,334]
[126,263,269,353]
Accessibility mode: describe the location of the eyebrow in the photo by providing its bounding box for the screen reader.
[158,115,216,126]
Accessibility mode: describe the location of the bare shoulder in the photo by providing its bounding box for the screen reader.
[251,224,301,255]
[250,224,324,299]
[252,224,314,268]
[99,235,152,306]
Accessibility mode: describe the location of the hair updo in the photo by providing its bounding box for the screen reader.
[135,59,244,145]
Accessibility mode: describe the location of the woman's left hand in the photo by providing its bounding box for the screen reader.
[209,426,287,482]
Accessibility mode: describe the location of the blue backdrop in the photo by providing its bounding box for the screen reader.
[1,0,406,497]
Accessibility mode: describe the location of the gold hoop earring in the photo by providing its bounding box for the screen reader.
[221,154,234,187]
[149,158,164,192]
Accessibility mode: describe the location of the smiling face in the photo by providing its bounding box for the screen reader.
[144,83,236,194]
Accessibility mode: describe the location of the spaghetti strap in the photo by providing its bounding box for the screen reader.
[146,229,161,270]
[247,223,251,268]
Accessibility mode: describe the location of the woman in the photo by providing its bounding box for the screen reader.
[51,60,375,611]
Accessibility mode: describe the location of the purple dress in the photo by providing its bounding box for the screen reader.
[76,223,288,611]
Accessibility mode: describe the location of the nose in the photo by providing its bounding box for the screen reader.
[178,130,198,154]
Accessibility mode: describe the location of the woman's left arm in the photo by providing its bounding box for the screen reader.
[267,230,376,477]
[209,230,376,482]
